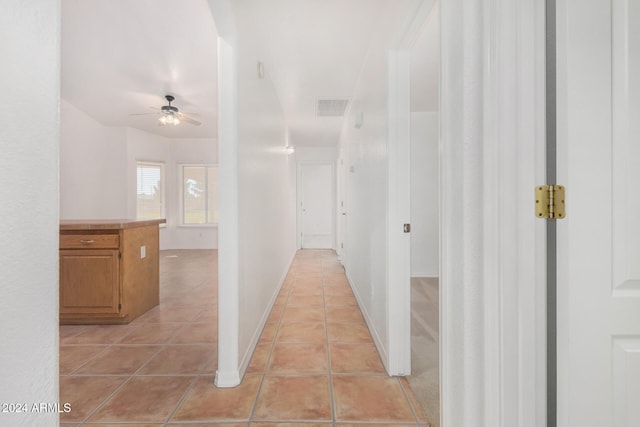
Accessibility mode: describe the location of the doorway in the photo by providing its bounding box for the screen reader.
[406,2,440,425]
[297,162,335,249]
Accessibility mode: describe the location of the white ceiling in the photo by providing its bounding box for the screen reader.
[230,0,389,146]
[61,0,438,143]
[61,0,219,139]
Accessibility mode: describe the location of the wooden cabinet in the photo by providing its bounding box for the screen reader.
[60,249,120,315]
[59,219,165,324]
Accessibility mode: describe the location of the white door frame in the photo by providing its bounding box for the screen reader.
[296,161,336,250]
[388,0,548,425]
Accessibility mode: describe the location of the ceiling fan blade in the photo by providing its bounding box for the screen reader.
[129,112,159,116]
[178,114,201,126]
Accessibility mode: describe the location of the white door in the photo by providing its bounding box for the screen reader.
[299,163,334,249]
[557,0,640,425]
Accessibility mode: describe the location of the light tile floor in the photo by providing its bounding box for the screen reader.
[408,278,440,427]
[60,249,429,426]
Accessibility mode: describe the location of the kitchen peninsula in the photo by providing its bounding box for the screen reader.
[59,219,165,324]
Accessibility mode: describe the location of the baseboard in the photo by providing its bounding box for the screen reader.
[410,272,439,279]
[236,249,297,380]
[214,369,240,388]
[344,270,390,375]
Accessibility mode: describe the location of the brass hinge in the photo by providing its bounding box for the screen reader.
[535,185,566,219]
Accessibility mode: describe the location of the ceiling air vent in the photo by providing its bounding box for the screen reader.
[316,98,349,117]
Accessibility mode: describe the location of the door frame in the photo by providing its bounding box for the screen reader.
[296,161,336,250]
[386,0,548,425]
[440,0,547,425]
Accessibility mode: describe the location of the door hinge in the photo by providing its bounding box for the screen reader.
[403,223,411,233]
[118,251,122,259]
[535,185,566,219]
[118,303,122,311]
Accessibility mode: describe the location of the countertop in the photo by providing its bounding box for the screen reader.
[60,219,166,231]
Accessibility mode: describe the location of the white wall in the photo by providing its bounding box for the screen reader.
[235,40,298,375]
[60,103,218,250]
[0,0,60,425]
[410,112,439,277]
[338,1,414,369]
[295,146,338,163]
[60,99,128,219]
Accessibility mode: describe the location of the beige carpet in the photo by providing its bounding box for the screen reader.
[408,277,440,427]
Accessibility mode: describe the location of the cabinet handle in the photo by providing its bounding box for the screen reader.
[79,239,95,244]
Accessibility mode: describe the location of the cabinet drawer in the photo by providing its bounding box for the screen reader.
[60,234,119,249]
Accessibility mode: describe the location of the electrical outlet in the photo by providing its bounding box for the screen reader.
[140,245,146,259]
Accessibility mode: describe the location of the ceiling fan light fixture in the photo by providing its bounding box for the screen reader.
[132,94,201,127]
[159,113,180,126]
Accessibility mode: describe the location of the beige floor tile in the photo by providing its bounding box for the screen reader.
[325,306,364,323]
[195,308,218,323]
[74,345,160,375]
[252,424,332,427]
[138,306,204,323]
[330,344,385,374]
[323,286,354,296]
[293,278,323,288]
[172,322,217,344]
[61,324,136,345]
[59,376,128,422]
[119,322,185,344]
[137,344,214,375]
[324,295,358,307]
[277,322,327,343]
[59,345,107,375]
[327,322,372,344]
[287,294,325,307]
[335,424,417,427]
[267,343,328,374]
[89,376,194,423]
[281,306,324,323]
[333,376,415,422]
[291,285,323,296]
[267,306,285,324]
[169,424,247,427]
[59,325,88,340]
[171,375,261,421]
[83,424,163,427]
[247,342,273,373]
[399,377,430,424]
[253,375,332,421]
[201,348,219,375]
[259,321,279,343]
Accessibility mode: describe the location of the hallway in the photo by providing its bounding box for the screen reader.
[60,249,428,425]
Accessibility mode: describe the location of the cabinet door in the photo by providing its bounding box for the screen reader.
[59,249,120,314]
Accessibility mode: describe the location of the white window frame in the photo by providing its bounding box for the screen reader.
[136,161,166,222]
[179,163,218,227]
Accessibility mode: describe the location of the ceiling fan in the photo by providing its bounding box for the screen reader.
[130,95,201,126]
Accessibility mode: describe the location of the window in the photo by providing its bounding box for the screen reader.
[181,164,218,225]
[136,161,165,220]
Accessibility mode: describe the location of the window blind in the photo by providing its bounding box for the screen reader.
[136,162,164,220]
